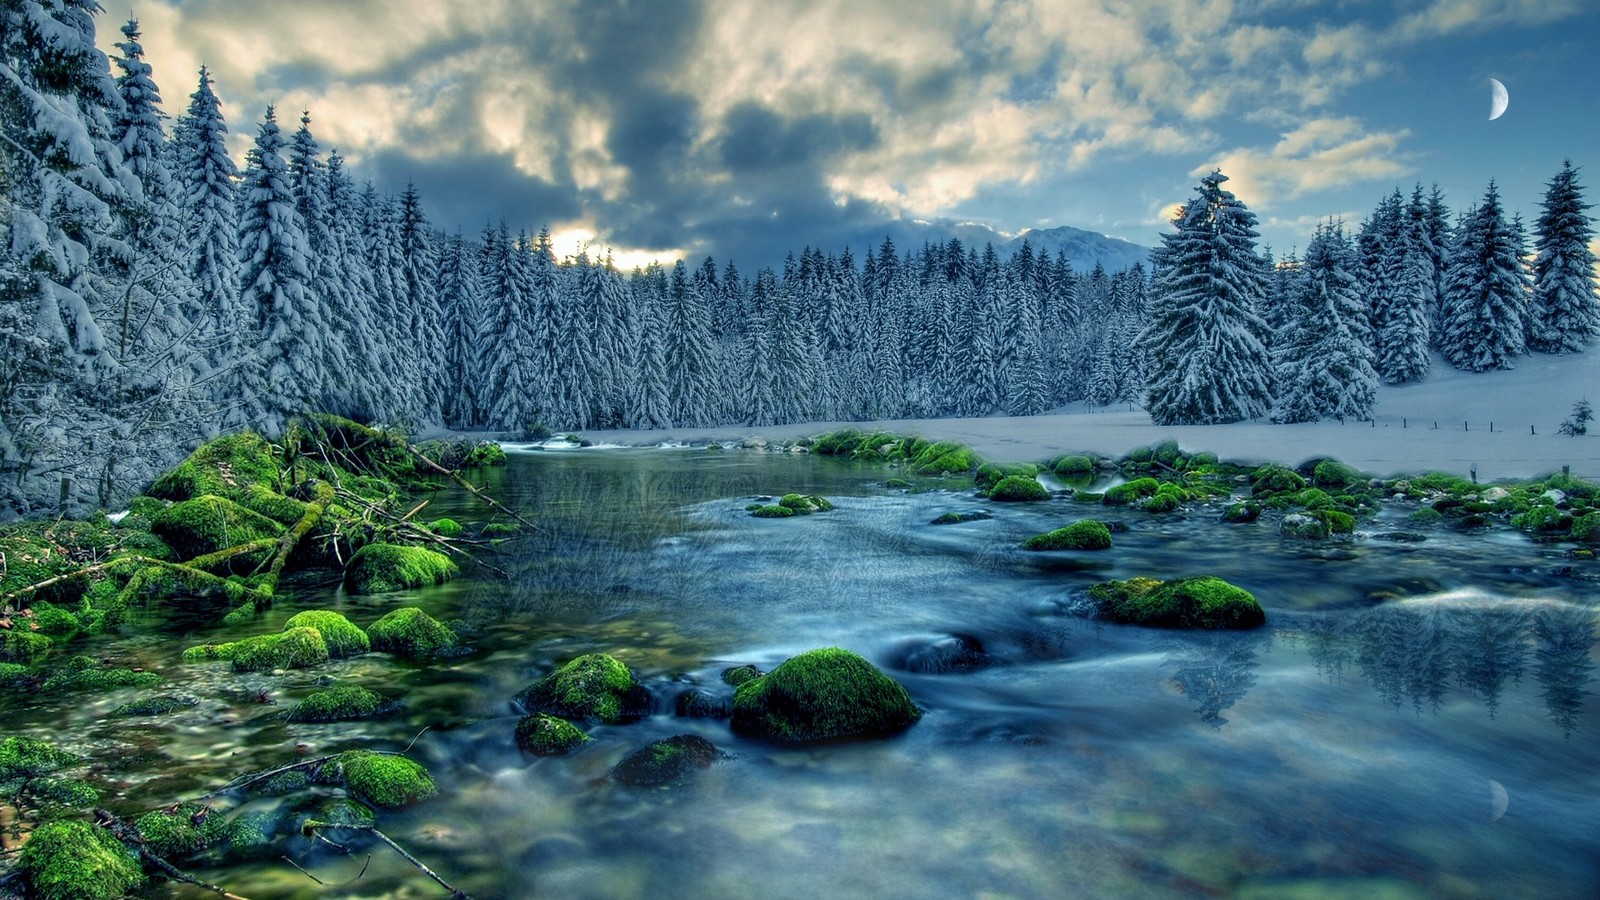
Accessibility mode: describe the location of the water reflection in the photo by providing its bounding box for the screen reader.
[1282,599,1596,731]
[1164,632,1266,728]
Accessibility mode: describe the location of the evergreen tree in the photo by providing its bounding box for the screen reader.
[285,112,353,415]
[1374,186,1436,384]
[483,229,539,430]
[664,260,717,427]
[1141,172,1275,425]
[324,153,383,419]
[438,231,485,428]
[173,65,241,384]
[399,184,445,420]
[1439,182,1530,371]
[1273,223,1378,423]
[740,268,781,425]
[1529,161,1600,353]
[234,106,324,433]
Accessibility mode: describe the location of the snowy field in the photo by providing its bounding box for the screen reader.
[579,350,1600,481]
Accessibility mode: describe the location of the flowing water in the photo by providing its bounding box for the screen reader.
[5,448,1599,899]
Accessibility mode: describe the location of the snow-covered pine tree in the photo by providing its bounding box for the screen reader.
[1273,223,1377,423]
[483,229,539,431]
[1373,186,1436,384]
[1439,181,1530,372]
[1529,161,1600,354]
[173,65,242,387]
[285,112,354,416]
[324,152,383,419]
[0,0,143,513]
[524,228,561,425]
[400,184,446,421]
[664,259,717,427]
[438,231,485,428]
[362,187,415,420]
[1424,184,1452,339]
[233,106,325,433]
[625,263,672,429]
[1003,267,1050,416]
[1140,171,1274,425]
[740,267,781,426]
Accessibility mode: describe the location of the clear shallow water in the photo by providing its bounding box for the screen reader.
[5,449,1598,899]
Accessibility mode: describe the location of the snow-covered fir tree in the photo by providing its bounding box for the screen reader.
[664,259,718,427]
[740,267,781,426]
[483,228,539,431]
[1439,181,1531,371]
[399,184,445,421]
[1141,171,1274,425]
[1529,161,1599,354]
[234,106,326,433]
[438,231,485,428]
[1273,223,1378,423]
[323,152,383,419]
[285,112,353,416]
[173,66,242,391]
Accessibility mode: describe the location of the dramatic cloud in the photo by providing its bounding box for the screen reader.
[111,0,1598,265]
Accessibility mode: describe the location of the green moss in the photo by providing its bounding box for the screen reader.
[1408,507,1446,526]
[515,653,653,723]
[514,713,591,755]
[17,819,144,900]
[810,429,866,455]
[1250,464,1307,498]
[1140,491,1181,513]
[148,432,280,502]
[1408,471,1479,496]
[731,648,921,742]
[219,811,278,862]
[1052,455,1096,476]
[1103,478,1160,506]
[27,601,81,641]
[285,685,389,722]
[40,655,161,691]
[931,510,992,525]
[1570,514,1600,544]
[1073,491,1105,504]
[135,801,230,861]
[112,694,198,717]
[187,628,330,673]
[250,770,310,796]
[367,607,459,660]
[466,441,508,467]
[1312,459,1365,490]
[28,776,99,810]
[612,734,721,786]
[1021,520,1113,551]
[720,664,764,687]
[911,441,979,476]
[0,661,32,686]
[481,522,520,537]
[1,630,53,664]
[282,610,369,658]
[151,494,283,562]
[0,736,79,782]
[1280,514,1329,540]
[885,478,914,489]
[235,484,310,526]
[343,542,458,594]
[778,493,813,512]
[750,504,795,518]
[324,750,436,808]
[1316,510,1357,534]
[428,517,464,537]
[989,475,1050,502]
[1221,503,1260,524]
[1088,576,1265,629]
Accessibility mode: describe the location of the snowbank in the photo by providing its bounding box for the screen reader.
[580,351,1600,481]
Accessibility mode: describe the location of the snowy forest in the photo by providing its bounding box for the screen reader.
[3,3,1597,517]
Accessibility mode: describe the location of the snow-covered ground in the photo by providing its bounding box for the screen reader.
[580,350,1600,480]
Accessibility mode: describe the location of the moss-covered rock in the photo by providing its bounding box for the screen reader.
[1021,520,1113,551]
[989,475,1050,502]
[148,432,280,502]
[749,504,795,518]
[1052,455,1096,476]
[1087,576,1265,629]
[720,664,763,687]
[674,688,732,718]
[0,736,79,782]
[1511,504,1569,533]
[135,801,231,861]
[40,655,161,691]
[367,607,459,660]
[235,484,310,526]
[731,648,921,742]
[1571,514,1600,544]
[515,653,653,723]
[1409,507,1446,526]
[283,610,370,658]
[27,601,81,641]
[931,510,993,525]
[1251,464,1307,498]
[342,543,457,594]
[514,713,590,755]
[151,494,283,562]
[112,694,198,717]
[17,819,144,900]
[1315,509,1356,534]
[1280,513,1329,540]
[1139,489,1183,513]
[1072,491,1105,504]
[1102,477,1160,506]
[184,628,330,673]
[0,661,33,686]
[428,517,464,537]
[1221,503,1260,524]
[285,685,392,722]
[911,441,979,476]
[612,734,722,786]
[466,441,508,467]
[776,493,833,514]
[1311,459,1365,490]
[0,630,53,664]
[322,750,436,808]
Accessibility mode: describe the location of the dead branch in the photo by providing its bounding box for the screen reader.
[301,821,471,899]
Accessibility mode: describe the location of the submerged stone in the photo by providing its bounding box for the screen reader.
[731,648,921,742]
[112,694,198,717]
[719,664,763,687]
[135,801,230,861]
[367,608,459,660]
[931,510,993,525]
[40,655,161,691]
[342,543,457,594]
[515,713,591,755]
[516,653,654,724]
[1221,502,1261,524]
[887,633,990,674]
[285,685,392,722]
[611,734,722,786]
[1021,520,1113,551]
[1087,576,1265,630]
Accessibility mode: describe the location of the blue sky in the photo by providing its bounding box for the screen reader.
[104,0,1600,268]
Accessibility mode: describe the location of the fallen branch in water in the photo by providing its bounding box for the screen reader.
[93,809,253,900]
[300,820,470,899]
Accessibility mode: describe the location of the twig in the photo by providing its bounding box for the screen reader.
[92,809,252,900]
[282,854,325,885]
[401,726,431,754]
[304,823,471,899]
[402,443,542,534]
[194,754,338,801]
[143,848,254,899]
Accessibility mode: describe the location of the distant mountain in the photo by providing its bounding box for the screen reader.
[1004,225,1152,274]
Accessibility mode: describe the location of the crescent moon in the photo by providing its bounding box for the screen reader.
[1489,78,1508,121]
[1490,779,1509,821]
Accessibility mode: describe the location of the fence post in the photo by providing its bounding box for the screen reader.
[1465,421,1469,432]
[1532,425,1536,435]
[1403,417,1407,428]
[1490,421,1494,433]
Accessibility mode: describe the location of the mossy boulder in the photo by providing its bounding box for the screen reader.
[612,734,722,786]
[1511,504,1569,533]
[148,432,279,502]
[989,475,1050,502]
[0,662,33,686]
[283,610,370,658]
[720,664,763,687]
[1,630,53,664]
[1409,507,1446,526]
[1280,513,1329,540]
[1311,459,1365,490]
[285,685,392,722]
[183,627,330,673]
[1087,576,1265,629]
[135,801,230,861]
[40,655,161,691]
[1021,520,1113,551]
[731,648,921,742]
[428,517,464,537]
[775,493,834,514]
[27,601,82,640]
[749,504,795,518]
[1139,488,1183,513]
[675,688,732,718]
[1221,503,1260,524]
[322,750,436,808]
[0,736,79,782]
[515,653,654,723]
[1072,491,1105,504]
[1102,478,1160,506]
[1251,464,1307,498]
[1315,509,1356,535]
[931,510,993,525]
[1052,455,1096,476]
[367,607,459,660]
[17,819,144,900]
[342,543,457,594]
[911,441,979,476]
[112,694,198,717]
[514,713,591,755]
[236,484,310,525]
[1571,514,1600,544]
[150,494,283,562]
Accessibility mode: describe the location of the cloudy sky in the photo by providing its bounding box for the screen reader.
[103,0,1600,269]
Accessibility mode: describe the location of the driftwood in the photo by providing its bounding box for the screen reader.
[299,821,471,899]
[93,808,253,900]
